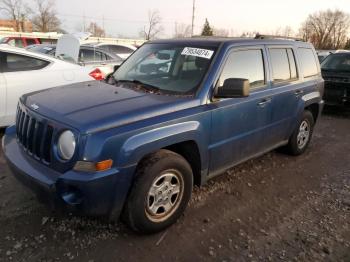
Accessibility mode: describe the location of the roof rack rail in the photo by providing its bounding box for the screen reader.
[254,34,303,41]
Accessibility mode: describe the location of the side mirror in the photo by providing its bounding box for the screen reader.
[215,78,250,98]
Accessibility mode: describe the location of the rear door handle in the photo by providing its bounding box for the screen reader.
[257,98,272,107]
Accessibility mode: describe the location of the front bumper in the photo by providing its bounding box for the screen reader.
[324,82,350,106]
[2,126,134,219]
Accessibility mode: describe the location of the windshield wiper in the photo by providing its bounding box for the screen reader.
[117,79,161,92]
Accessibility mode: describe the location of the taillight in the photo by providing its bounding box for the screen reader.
[89,68,105,80]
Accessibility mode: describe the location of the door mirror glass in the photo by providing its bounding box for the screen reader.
[215,78,250,98]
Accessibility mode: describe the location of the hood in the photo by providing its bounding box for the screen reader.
[21,81,199,134]
[321,69,350,82]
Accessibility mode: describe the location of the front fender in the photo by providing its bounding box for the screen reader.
[117,121,207,169]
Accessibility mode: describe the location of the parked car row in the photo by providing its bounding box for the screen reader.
[26,44,123,80]
[0,36,41,48]
[1,34,138,80]
[0,44,95,127]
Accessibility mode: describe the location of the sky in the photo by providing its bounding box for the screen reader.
[4,0,350,38]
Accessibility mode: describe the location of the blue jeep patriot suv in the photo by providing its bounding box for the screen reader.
[3,37,324,233]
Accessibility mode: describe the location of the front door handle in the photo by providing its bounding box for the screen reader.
[257,98,272,107]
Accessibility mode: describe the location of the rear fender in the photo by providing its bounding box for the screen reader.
[291,91,323,133]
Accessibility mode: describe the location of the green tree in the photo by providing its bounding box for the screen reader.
[201,18,213,36]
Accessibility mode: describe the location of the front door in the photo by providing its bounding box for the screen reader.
[209,47,272,175]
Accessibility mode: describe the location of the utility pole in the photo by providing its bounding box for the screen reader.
[83,12,86,32]
[102,15,106,37]
[191,0,195,36]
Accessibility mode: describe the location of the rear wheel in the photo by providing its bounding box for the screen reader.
[124,150,193,234]
[285,110,314,155]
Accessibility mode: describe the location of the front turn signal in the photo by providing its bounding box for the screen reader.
[74,159,113,172]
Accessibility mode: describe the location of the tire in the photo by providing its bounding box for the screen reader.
[285,110,315,155]
[123,149,193,234]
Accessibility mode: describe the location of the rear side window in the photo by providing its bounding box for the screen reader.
[80,49,100,62]
[26,39,37,46]
[0,52,49,72]
[298,48,318,78]
[269,48,298,82]
[219,49,265,89]
[108,45,134,54]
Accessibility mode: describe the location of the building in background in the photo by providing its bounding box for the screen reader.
[0,19,33,32]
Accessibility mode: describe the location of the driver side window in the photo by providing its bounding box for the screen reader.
[219,49,265,89]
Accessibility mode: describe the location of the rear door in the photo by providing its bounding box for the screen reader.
[267,46,319,145]
[209,46,273,174]
[266,46,303,145]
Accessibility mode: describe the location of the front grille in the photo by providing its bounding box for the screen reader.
[16,105,53,164]
[325,81,350,90]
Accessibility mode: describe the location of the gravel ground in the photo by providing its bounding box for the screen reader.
[0,108,349,262]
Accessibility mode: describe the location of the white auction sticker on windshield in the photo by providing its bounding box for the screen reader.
[181,47,214,59]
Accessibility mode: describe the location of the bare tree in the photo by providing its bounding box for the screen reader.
[272,26,295,37]
[141,9,163,40]
[174,22,191,38]
[87,22,105,37]
[299,9,350,49]
[30,0,61,32]
[0,0,29,31]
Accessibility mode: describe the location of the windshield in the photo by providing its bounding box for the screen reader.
[113,43,217,95]
[0,37,7,44]
[321,53,350,72]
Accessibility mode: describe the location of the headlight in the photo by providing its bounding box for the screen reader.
[57,130,76,160]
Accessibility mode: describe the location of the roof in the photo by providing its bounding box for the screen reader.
[148,37,312,48]
[0,43,75,64]
[83,42,137,50]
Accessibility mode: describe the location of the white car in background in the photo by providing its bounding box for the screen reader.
[0,44,95,127]
[84,42,137,59]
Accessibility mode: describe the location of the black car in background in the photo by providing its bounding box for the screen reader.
[321,52,350,107]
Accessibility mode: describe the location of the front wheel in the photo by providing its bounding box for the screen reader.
[123,150,193,234]
[285,110,315,155]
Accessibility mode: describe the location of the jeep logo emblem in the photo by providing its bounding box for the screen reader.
[30,104,39,110]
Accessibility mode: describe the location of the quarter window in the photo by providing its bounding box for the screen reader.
[219,49,265,89]
[298,48,318,78]
[0,52,49,72]
[269,48,298,82]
